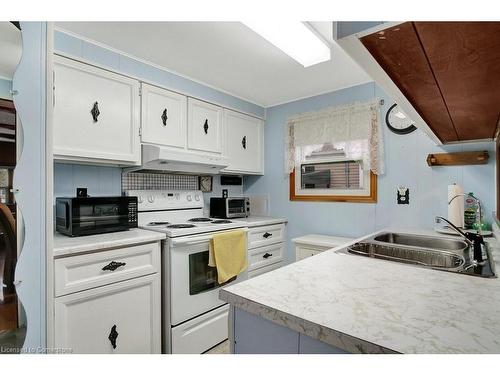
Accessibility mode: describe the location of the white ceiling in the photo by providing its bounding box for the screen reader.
[55,22,372,107]
[0,22,22,80]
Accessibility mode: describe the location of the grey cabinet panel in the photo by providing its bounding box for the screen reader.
[299,333,348,354]
[234,308,299,354]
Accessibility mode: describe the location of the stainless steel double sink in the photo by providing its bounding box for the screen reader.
[345,232,496,278]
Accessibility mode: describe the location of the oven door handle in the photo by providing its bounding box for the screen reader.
[170,229,248,246]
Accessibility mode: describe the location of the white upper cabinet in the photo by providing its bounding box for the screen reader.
[53,56,140,165]
[141,83,187,149]
[187,98,223,154]
[224,109,264,175]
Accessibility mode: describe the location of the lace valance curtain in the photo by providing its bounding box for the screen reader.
[285,99,385,175]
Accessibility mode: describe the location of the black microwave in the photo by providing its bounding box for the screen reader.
[56,196,138,237]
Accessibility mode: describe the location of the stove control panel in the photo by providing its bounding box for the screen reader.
[126,190,204,211]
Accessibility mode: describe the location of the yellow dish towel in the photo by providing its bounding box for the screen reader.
[208,230,247,284]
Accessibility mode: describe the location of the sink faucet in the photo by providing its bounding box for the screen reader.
[435,214,485,264]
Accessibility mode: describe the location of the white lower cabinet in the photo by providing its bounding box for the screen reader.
[223,109,263,174]
[53,56,141,165]
[293,235,354,261]
[247,223,286,279]
[54,241,161,354]
[55,274,160,354]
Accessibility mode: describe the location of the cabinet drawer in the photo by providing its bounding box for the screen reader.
[55,273,161,354]
[248,260,283,279]
[55,242,160,297]
[171,304,229,354]
[248,224,285,249]
[296,246,322,261]
[248,243,284,271]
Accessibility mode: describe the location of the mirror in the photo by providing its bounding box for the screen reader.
[0,21,25,353]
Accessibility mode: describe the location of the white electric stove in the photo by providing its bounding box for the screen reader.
[126,190,248,354]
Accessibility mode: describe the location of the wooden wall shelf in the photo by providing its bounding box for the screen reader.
[426,151,489,166]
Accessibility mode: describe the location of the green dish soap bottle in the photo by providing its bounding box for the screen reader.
[464,192,477,230]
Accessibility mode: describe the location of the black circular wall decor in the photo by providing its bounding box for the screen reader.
[385,103,417,135]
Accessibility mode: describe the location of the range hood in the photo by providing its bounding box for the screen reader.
[139,144,229,174]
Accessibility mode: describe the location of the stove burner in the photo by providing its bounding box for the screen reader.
[211,220,233,224]
[188,218,212,222]
[147,221,170,226]
[167,224,197,229]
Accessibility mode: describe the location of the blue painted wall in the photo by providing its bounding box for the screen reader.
[0,77,12,99]
[244,82,496,262]
[54,163,122,197]
[53,30,265,118]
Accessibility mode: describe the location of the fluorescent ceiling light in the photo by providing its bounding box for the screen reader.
[243,21,331,67]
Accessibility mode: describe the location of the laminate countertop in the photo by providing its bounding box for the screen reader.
[232,216,287,228]
[53,229,166,258]
[220,227,500,354]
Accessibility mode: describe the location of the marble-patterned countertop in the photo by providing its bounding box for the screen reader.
[53,229,166,258]
[232,216,287,228]
[220,227,500,354]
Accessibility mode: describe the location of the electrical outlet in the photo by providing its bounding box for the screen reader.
[397,187,409,204]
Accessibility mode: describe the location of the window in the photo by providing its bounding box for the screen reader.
[286,100,383,203]
[290,142,376,202]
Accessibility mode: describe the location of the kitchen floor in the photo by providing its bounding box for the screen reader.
[205,340,230,354]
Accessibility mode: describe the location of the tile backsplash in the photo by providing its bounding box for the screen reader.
[122,171,199,191]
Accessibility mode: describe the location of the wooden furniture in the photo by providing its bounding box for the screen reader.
[247,223,286,278]
[53,56,141,166]
[293,234,353,261]
[53,240,161,353]
[359,22,500,143]
[426,151,489,166]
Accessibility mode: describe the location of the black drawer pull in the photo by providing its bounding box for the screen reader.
[108,324,118,349]
[242,136,247,149]
[161,108,168,126]
[263,232,272,239]
[102,261,126,272]
[91,101,100,122]
[263,253,272,259]
[203,119,209,134]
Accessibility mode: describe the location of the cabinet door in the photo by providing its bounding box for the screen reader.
[53,56,140,165]
[54,274,160,354]
[187,98,223,154]
[141,83,187,148]
[224,110,263,174]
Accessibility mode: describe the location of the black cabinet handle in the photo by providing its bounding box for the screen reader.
[161,108,168,126]
[263,252,272,259]
[102,261,126,272]
[91,101,100,122]
[203,119,209,134]
[108,325,118,349]
[263,232,272,239]
[242,136,247,149]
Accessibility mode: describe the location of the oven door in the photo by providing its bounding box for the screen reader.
[169,231,248,326]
